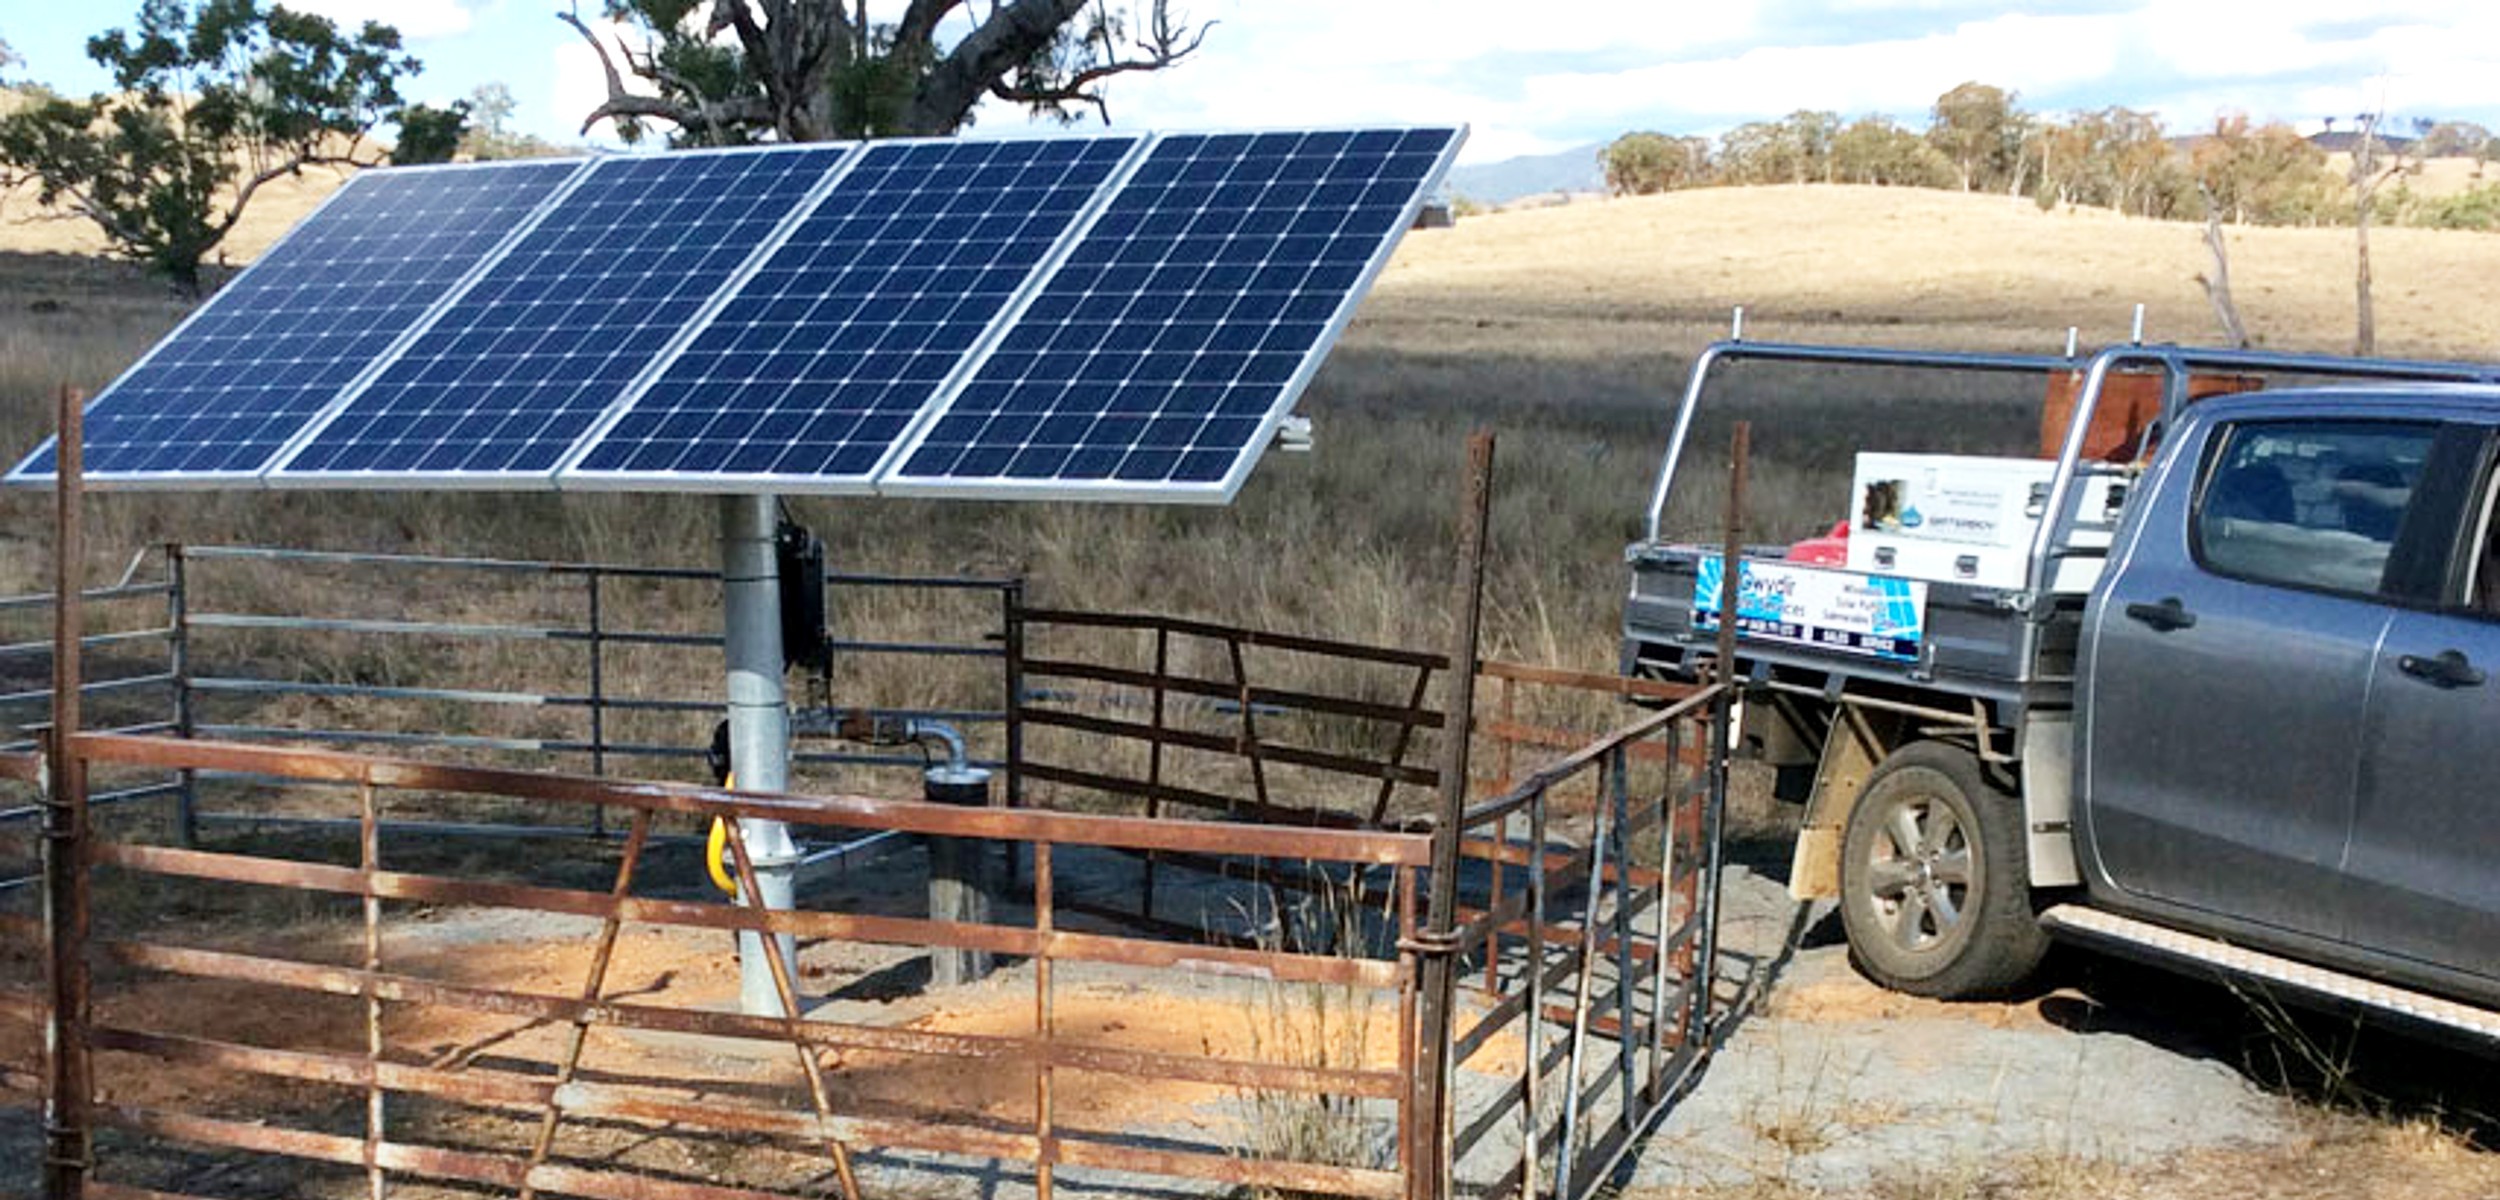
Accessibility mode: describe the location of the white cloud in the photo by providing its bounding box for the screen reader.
[286,0,477,40]
[1522,12,2126,125]
[1057,0,1775,162]
[512,1,2500,164]
[1219,0,1767,68]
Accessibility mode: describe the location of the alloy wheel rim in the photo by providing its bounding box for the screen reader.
[1865,794,1974,953]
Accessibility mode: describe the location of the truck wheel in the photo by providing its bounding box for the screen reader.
[1839,742,2048,998]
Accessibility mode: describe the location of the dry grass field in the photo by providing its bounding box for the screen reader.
[0,164,354,265]
[1,177,2498,1197]
[2325,151,2494,199]
[10,179,2500,682]
[1373,182,2500,359]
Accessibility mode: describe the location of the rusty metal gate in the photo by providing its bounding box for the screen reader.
[4,698,1730,1200]
[3,420,1741,1200]
[1446,673,1724,1198]
[2,612,1737,1200]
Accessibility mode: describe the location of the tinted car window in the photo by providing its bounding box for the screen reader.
[2194,421,2439,598]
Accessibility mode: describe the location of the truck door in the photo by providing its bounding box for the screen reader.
[2080,418,2441,941]
[2346,434,2500,983]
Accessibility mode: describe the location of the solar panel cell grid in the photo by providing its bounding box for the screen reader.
[569,136,1138,484]
[13,160,581,480]
[276,147,843,479]
[889,127,1458,494]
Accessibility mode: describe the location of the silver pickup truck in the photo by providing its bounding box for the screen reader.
[1623,339,2500,1038]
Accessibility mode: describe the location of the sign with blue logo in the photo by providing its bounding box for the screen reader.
[1694,557,1927,663]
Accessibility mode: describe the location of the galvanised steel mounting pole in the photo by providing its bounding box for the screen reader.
[720,493,801,1017]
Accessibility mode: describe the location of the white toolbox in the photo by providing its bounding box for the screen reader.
[1847,453,2130,591]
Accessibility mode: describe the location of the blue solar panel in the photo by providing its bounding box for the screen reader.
[7,159,582,483]
[882,127,1459,499]
[272,146,847,481]
[564,135,1140,486]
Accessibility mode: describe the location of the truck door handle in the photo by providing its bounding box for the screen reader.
[2398,649,2487,689]
[2123,597,2197,632]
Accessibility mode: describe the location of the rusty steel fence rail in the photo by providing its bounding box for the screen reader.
[10,685,1738,1200]
[1002,597,1738,1200]
[7,639,1741,1200]
[1008,606,1448,822]
[3,649,1739,1200]
[1006,605,1454,939]
[0,546,1026,888]
[50,731,1437,1200]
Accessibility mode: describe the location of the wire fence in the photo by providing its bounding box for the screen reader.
[0,544,1023,892]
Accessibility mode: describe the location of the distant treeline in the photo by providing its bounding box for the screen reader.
[1597,82,2500,231]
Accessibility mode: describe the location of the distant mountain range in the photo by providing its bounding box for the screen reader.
[2306,130,2417,153]
[1445,143,1607,205]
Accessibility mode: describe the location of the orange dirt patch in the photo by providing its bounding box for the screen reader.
[22,912,1477,1140]
[846,977,1405,1129]
[1767,970,2056,1032]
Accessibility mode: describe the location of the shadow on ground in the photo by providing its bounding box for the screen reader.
[2044,954,2500,1148]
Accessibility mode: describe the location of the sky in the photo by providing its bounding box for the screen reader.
[7,1,2500,166]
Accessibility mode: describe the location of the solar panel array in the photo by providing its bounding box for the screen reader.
[9,125,1464,502]
[17,160,580,482]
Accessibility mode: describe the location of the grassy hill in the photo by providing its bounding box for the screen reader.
[1361,183,2500,361]
[5,181,2500,668]
[16,167,2495,358]
[0,87,363,264]
[0,165,349,262]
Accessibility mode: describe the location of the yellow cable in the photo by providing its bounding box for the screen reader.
[705,772,739,895]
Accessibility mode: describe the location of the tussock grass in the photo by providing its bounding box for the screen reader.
[1234,876,1396,1194]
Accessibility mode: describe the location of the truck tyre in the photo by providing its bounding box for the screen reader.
[1839,742,2048,998]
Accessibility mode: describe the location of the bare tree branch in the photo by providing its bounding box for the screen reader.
[559,6,721,135]
[621,41,746,143]
[214,152,376,244]
[706,0,771,62]
[985,15,1212,120]
[2347,110,2416,357]
[898,0,969,53]
[1,174,154,255]
[921,0,1208,131]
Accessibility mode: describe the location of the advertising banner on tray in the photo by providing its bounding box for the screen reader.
[1694,556,1927,663]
